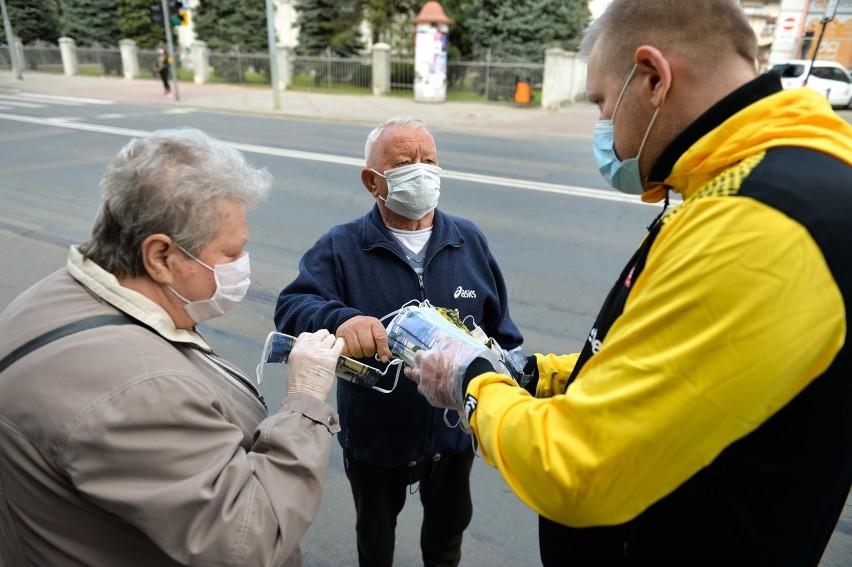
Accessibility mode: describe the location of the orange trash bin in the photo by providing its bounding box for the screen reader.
[514,80,532,105]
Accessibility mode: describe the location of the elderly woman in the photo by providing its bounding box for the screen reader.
[0,128,342,566]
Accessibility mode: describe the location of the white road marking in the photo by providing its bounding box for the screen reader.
[0,97,44,108]
[0,112,653,206]
[5,92,115,105]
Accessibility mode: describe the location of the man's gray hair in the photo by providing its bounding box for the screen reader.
[364,116,430,167]
[79,128,272,278]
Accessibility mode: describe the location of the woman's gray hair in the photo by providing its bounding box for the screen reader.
[364,116,430,168]
[79,127,272,278]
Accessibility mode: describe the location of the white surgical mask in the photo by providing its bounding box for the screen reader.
[169,246,251,324]
[372,163,441,220]
[592,64,660,195]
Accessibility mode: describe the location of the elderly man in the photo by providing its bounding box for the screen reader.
[275,116,523,566]
[0,128,344,566]
[407,1,852,565]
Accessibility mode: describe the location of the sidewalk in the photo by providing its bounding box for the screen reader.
[0,71,598,139]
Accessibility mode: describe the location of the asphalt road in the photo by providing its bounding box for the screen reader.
[1,94,849,566]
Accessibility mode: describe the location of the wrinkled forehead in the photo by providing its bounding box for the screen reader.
[378,126,437,155]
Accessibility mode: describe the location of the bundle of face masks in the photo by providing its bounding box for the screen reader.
[385,301,531,387]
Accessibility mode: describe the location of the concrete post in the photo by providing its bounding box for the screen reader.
[191,40,209,84]
[13,36,23,72]
[58,37,79,76]
[566,52,587,103]
[276,45,292,89]
[542,48,571,110]
[119,39,139,79]
[372,43,391,96]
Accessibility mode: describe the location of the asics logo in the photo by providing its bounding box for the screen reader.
[454,286,477,299]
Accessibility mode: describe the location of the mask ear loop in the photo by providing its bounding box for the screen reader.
[369,359,403,394]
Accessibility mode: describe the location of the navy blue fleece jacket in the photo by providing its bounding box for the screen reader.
[274,205,523,466]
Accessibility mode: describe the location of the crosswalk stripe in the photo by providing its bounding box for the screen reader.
[5,92,114,105]
[0,97,44,108]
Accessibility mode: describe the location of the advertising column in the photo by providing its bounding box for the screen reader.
[412,1,453,103]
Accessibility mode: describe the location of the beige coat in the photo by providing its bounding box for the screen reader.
[0,247,340,566]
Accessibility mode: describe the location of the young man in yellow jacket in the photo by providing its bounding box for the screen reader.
[407,0,852,564]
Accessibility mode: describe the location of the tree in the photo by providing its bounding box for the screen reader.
[467,0,590,62]
[442,0,475,60]
[60,0,122,46]
[293,0,364,55]
[364,0,415,45]
[117,0,166,49]
[0,0,61,44]
[193,0,268,52]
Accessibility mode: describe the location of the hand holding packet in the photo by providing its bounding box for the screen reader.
[385,301,531,386]
[256,331,400,393]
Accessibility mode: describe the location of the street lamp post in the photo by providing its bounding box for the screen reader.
[266,0,280,111]
[160,0,180,101]
[0,0,22,79]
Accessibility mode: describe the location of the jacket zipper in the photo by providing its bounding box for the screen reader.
[369,239,460,459]
[192,350,268,412]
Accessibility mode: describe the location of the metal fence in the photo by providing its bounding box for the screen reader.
[76,43,123,76]
[208,48,270,85]
[290,53,371,92]
[448,60,544,103]
[3,42,545,104]
[20,40,62,72]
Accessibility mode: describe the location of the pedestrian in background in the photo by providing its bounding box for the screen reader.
[155,45,172,97]
[0,127,345,566]
[407,0,852,565]
[275,116,524,567]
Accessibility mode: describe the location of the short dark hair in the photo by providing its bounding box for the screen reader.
[579,0,757,78]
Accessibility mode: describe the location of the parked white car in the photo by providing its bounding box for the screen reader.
[770,59,852,109]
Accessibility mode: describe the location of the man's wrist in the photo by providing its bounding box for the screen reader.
[462,357,497,393]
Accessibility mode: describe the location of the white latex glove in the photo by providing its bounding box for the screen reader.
[405,333,502,410]
[286,330,345,400]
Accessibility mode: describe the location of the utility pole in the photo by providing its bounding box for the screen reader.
[804,0,839,85]
[0,0,22,80]
[160,0,180,101]
[266,0,280,111]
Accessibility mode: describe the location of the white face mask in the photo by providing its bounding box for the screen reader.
[372,163,441,220]
[169,247,251,324]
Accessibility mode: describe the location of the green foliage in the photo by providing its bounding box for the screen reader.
[117,0,166,49]
[193,0,267,52]
[467,0,590,62]
[364,0,414,52]
[60,0,122,46]
[0,0,61,44]
[293,0,364,55]
[441,0,475,60]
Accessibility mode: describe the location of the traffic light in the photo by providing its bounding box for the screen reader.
[149,3,164,25]
[179,8,189,26]
[167,0,182,26]
[150,2,182,26]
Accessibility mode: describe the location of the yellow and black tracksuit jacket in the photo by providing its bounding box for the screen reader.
[462,74,852,565]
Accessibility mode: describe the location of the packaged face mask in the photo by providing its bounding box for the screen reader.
[384,301,532,387]
[255,332,401,393]
[385,303,484,367]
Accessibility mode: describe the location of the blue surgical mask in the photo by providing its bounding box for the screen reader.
[593,65,660,195]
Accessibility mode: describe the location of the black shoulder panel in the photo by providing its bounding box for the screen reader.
[737,146,852,299]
